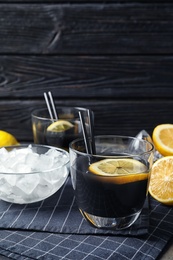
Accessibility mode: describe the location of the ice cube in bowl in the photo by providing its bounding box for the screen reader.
[0,144,69,204]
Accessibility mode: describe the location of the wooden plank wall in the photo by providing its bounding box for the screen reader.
[0,0,173,143]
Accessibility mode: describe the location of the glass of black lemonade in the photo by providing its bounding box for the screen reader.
[31,107,92,150]
[69,135,154,230]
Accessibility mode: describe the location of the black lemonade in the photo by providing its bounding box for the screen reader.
[32,108,91,151]
[33,119,80,150]
[71,156,149,218]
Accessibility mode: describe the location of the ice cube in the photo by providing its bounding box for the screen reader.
[15,173,40,194]
[0,164,13,173]
[0,147,34,172]
[41,166,68,185]
[46,148,69,166]
[13,163,32,173]
[4,153,27,170]
[0,147,9,162]
[36,154,54,171]
[35,176,54,198]
[3,174,17,186]
[25,152,39,171]
[12,147,33,155]
[46,148,62,157]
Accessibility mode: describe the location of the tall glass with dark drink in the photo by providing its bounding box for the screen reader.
[32,107,92,151]
[69,135,154,230]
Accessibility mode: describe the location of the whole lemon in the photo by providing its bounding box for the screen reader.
[0,130,19,147]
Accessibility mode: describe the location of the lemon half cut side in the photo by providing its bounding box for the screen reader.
[152,124,173,156]
[89,158,148,184]
[149,156,173,206]
[47,120,74,133]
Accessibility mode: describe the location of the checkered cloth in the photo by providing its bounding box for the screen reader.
[0,177,172,260]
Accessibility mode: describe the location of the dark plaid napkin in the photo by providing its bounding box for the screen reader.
[0,177,173,259]
[0,177,148,236]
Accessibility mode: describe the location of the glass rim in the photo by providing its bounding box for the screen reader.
[31,107,91,121]
[69,135,155,158]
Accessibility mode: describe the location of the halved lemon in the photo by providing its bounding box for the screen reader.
[0,130,19,147]
[89,158,148,184]
[152,124,173,156]
[47,120,74,132]
[149,156,173,206]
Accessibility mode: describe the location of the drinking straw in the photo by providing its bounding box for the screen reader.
[44,92,54,121]
[87,109,96,154]
[78,111,91,154]
[44,92,58,121]
[48,91,58,120]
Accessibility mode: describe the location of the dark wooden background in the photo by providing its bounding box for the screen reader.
[0,0,173,143]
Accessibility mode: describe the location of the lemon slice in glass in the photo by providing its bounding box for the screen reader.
[47,120,74,132]
[89,158,148,184]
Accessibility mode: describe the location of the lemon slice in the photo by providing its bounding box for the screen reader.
[89,158,148,184]
[0,130,19,147]
[152,124,173,156]
[149,156,173,206]
[47,120,74,132]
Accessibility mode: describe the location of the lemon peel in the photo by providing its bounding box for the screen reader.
[0,130,19,147]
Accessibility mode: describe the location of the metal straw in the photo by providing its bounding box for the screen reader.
[44,92,58,121]
[48,92,58,120]
[87,109,96,154]
[79,111,91,154]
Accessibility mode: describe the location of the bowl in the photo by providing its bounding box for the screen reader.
[0,144,69,204]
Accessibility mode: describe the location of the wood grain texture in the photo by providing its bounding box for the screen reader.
[0,55,173,99]
[0,3,172,54]
[0,100,172,142]
[0,1,172,144]
[0,0,171,4]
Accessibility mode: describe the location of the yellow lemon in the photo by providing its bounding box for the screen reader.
[152,124,173,156]
[89,158,148,184]
[0,130,19,147]
[149,156,173,206]
[47,120,74,132]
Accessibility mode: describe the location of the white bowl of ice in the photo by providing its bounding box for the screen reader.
[0,144,69,204]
